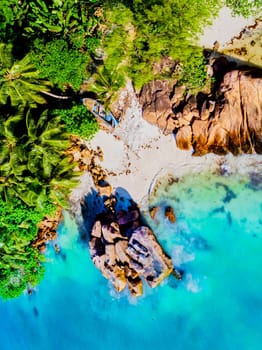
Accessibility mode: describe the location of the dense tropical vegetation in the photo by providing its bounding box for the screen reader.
[0,198,47,299]
[0,0,261,299]
[0,43,87,298]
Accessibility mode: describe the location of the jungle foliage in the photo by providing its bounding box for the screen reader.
[0,0,102,300]
[30,39,90,91]
[89,0,261,92]
[0,197,48,299]
[0,43,51,106]
[0,43,83,299]
[98,0,221,91]
[0,103,80,298]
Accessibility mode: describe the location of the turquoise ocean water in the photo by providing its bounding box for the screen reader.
[0,169,261,350]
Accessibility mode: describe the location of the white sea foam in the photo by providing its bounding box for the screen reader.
[184,273,201,293]
[172,245,195,267]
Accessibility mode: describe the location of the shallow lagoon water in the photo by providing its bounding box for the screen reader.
[0,170,261,350]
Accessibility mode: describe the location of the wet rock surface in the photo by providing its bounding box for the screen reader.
[139,59,262,155]
[89,194,174,297]
[164,206,176,223]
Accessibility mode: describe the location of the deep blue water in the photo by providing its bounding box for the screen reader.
[0,170,261,350]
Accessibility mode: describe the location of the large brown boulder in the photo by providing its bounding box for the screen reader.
[190,70,262,155]
[175,126,192,150]
[127,226,173,288]
[32,207,62,252]
[141,69,262,155]
[101,222,122,243]
[89,231,127,292]
[115,240,129,264]
[89,206,174,296]
[127,273,143,297]
[117,209,140,226]
[103,264,127,292]
[139,80,177,133]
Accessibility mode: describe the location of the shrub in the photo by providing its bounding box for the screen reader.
[52,103,99,140]
[30,39,90,91]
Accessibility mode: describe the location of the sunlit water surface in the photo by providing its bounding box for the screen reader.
[0,169,261,350]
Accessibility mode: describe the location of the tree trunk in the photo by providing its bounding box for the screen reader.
[41,90,72,100]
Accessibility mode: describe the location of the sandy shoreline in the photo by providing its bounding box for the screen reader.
[70,80,261,211]
[70,9,261,212]
[88,121,261,208]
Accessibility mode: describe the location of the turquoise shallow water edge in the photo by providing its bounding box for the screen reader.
[0,168,261,350]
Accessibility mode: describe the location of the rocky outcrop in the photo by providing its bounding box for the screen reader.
[127,226,173,288]
[66,135,105,182]
[32,207,63,253]
[189,70,262,155]
[139,79,178,134]
[139,61,262,155]
[89,196,175,297]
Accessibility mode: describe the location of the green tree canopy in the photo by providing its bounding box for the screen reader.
[0,197,46,299]
[52,102,99,140]
[0,43,51,106]
[96,0,221,91]
[0,106,78,208]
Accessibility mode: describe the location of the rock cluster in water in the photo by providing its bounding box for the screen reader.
[68,135,178,297]
[139,57,262,155]
[89,196,175,297]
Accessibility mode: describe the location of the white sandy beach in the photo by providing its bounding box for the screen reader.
[77,80,260,208]
[88,119,261,207]
[70,8,261,211]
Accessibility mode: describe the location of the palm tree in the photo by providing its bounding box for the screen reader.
[0,107,78,208]
[0,43,51,106]
[87,65,125,107]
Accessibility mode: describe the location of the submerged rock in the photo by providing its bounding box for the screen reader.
[149,206,160,220]
[164,206,176,223]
